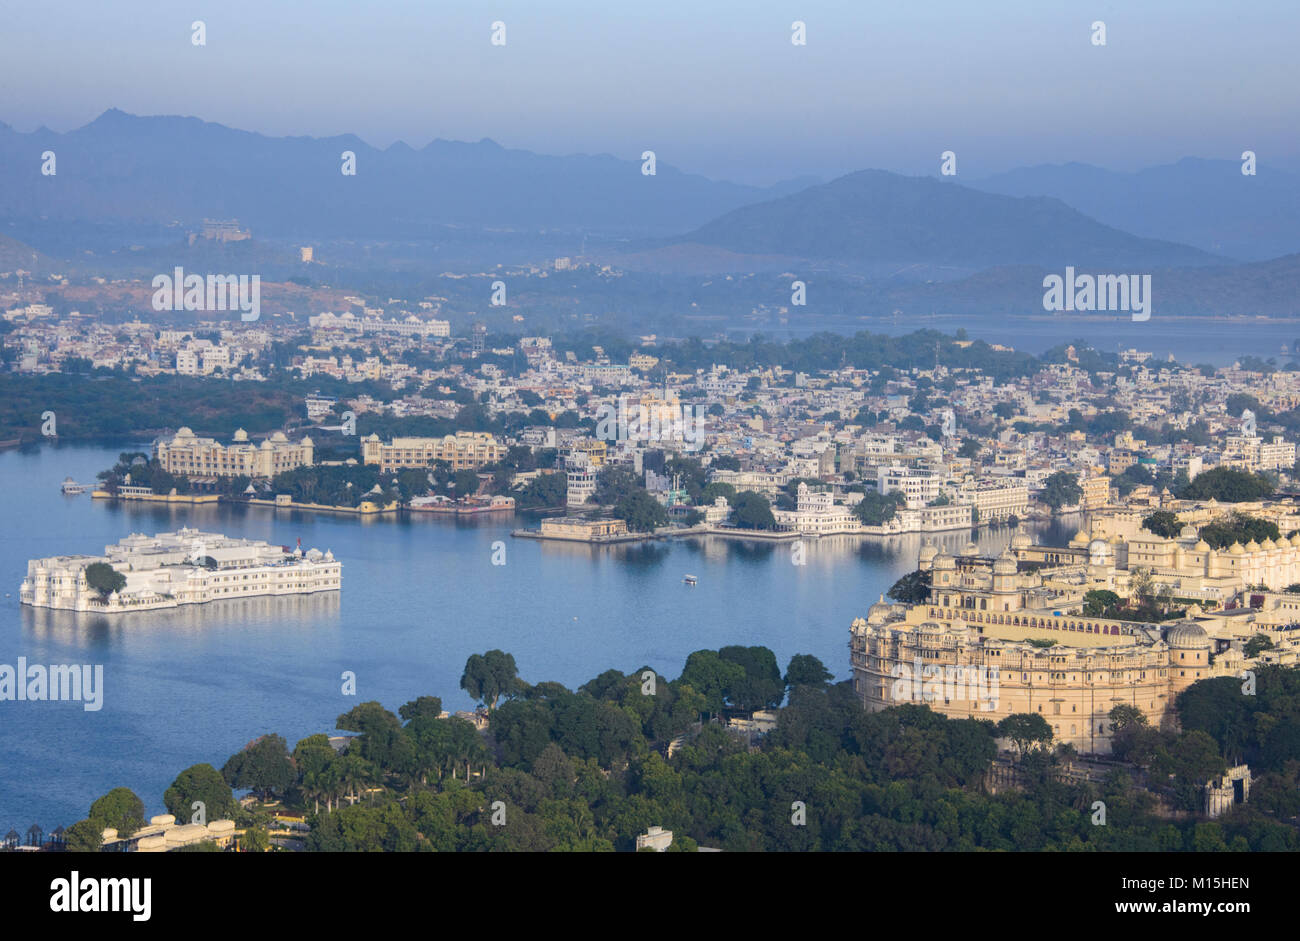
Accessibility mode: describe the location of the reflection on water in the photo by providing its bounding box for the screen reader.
[21,591,341,646]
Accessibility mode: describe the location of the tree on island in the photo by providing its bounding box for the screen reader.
[854,490,907,525]
[83,562,126,599]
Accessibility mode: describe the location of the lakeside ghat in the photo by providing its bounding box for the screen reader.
[19,528,341,613]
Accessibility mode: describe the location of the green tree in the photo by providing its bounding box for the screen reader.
[65,819,103,853]
[88,787,146,837]
[83,562,126,598]
[730,491,776,530]
[399,696,444,722]
[1179,467,1274,503]
[1244,634,1275,658]
[240,826,271,852]
[784,654,833,692]
[613,490,669,533]
[163,763,237,823]
[1040,471,1082,512]
[1142,510,1182,539]
[997,713,1054,757]
[461,650,523,711]
[887,569,931,604]
[1082,589,1121,617]
[221,734,296,802]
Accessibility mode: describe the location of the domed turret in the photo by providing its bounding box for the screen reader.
[867,595,894,624]
[1069,530,1090,548]
[1011,531,1031,550]
[1194,539,1210,552]
[932,552,956,570]
[1179,524,1197,539]
[993,550,1017,575]
[919,541,939,566]
[960,540,978,557]
[1166,620,1210,649]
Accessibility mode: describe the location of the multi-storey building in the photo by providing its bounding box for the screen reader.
[361,432,506,471]
[848,539,1272,754]
[20,529,341,613]
[155,428,314,478]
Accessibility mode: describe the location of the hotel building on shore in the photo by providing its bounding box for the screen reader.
[20,529,341,613]
[361,432,506,472]
[154,427,314,478]
[849,529,1300,755]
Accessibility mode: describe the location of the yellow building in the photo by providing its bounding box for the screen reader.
[851,535,1298,754]
[155,427,313,478]
[361,432,505,471]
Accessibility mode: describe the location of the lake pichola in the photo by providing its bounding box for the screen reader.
[0,441,1073,829]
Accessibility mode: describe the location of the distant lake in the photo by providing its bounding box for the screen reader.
[0,441,1077,830]
[733,314,1300,366]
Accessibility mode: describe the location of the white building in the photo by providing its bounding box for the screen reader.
[20,529,341,613]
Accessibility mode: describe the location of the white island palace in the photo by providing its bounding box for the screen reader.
[20,528,341,612]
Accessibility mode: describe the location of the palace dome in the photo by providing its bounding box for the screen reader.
[867,596,893,623]
[994,551,1017,575]
[1228,542,1245,555]
[1245,539,1261,552]
[919,541,939,564]
[1194,540,1210,552]
[932,552,956,569]
[1179,524,1198,539]
[960,540,979,556]
[1166,620,1211,649]
[1291,532,1300,547]
[1011,531,1032,550]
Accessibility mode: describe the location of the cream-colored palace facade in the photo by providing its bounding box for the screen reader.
[851,518,1300,754]
[361,432,506,472]
[155,427,314,479]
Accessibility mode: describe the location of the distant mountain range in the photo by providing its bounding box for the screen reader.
[646,170,1221,276]
[2,109,1299,319]
[0,109,806,239]
[970,158,1300,262]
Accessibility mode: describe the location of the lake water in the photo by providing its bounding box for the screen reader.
[0,441,1075,830]
[740,314,1300,366]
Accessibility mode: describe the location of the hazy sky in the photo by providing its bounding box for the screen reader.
[2,0,1296,184]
